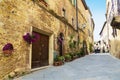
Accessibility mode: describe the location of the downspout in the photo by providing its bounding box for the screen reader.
[76,0,80,49]
[76,0,78,31]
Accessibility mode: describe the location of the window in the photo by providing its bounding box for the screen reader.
[62,8,66,18]
[117,0,120,14]
[73,0,76,6]
[112,28,117,37]
[111,0,114,12]
[115,29,117,36]
[72,18,74,26]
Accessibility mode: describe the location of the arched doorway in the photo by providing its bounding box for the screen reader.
[57,32,64,56]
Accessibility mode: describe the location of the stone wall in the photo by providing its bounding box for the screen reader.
[109,30,120,59]
[0,0,82,79]
[0,0,31,78]
[110,39,120,59]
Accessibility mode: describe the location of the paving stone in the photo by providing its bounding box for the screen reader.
[15,53,120,80]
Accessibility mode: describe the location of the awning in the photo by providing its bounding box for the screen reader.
[111,16,120,29]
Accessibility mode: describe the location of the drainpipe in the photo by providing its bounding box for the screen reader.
[76,0,78,31]
[76,0,80,49]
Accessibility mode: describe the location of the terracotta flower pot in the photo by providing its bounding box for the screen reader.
[3,50,13,57]
[54,61,60,66]
[53,61,63,66]
[65,59,71,62]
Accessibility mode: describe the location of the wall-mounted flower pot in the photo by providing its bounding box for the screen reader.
[3,50,13,57]
[2,43,14,57]
[23,32,40,44]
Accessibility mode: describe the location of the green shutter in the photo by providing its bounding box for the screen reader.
[74,0,76,6]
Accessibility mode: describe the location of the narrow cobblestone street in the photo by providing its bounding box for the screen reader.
[15,53,120,80]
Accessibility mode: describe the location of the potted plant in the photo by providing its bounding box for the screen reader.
[69,53,74,60]
[72,53,78,60]
[23,32,40,44]
[53,56,65,66]
[80,48,84,57]
[76,52,81,58]
[2,43,14,57]
[69,53,77,60]
[58,56,65,64]
[54,56,59,66]
[64,54,72,62]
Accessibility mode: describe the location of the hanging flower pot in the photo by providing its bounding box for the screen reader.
[23,33,32,44]
[23,32,40,44]
[2,43,14,57]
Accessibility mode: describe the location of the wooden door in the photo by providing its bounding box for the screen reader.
[32,31,49,69]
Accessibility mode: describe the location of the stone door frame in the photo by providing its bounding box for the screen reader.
[29,27,54,71]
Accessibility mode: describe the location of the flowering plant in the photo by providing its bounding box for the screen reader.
[2,43,14,51]
[57,33,64,45]
[23,32,40,44]
[2,43,14,56]
[57,37,63,44]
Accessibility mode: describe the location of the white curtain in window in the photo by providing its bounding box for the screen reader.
[118,0,120,14]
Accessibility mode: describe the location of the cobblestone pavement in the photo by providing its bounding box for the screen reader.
[15,53,120,80]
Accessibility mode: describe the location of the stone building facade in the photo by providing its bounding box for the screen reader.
[0,0,94,79]
[106,0,120,58]
[99,22,109,53]
[85,9,94,53]
[77,0,94,54]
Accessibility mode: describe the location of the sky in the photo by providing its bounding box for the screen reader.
[85,0,106,41]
